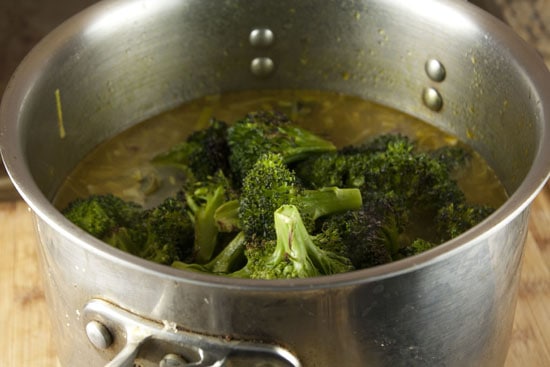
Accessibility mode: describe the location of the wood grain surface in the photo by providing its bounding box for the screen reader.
[1,183,549,366]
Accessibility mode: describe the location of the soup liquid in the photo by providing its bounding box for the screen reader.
[54,90,508,210]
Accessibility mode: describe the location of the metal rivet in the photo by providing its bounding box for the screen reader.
[250,57,275,77]
[249,28,275,47]
[85,320,113,349]
[425,59,446,82]
[422,87,443,112]
[159,354,187,367]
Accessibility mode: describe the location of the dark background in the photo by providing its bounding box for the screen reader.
[0,0,98,199]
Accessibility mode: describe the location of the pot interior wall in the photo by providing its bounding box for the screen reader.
[10,0,545,201]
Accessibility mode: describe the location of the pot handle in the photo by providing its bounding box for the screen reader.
[83,298,301,367]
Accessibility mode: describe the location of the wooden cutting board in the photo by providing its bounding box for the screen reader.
[1,184,549,366]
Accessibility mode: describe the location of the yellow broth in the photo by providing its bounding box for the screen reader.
[54,90,508,212]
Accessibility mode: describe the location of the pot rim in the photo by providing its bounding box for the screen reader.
[1,0,550,291]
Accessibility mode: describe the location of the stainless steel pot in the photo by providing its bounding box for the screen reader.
[1,1,549,366]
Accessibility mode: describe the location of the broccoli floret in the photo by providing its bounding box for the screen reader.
[361,138,454,203]
[138,195,195,263]
[295,133,492,264]
[354,133,415,154]
[295,134,463,204]
[151,118,231,181]
[227,110,336,184]
[104,194,194,265]
[316,194,408,269]
[172,231,247,274]
[430,144,472,173]
[214,199,241,233]
[103,226,147,257]
[360,141,482,248]
[368,193,411,255]
[184,170,237,263]
[294,134,415,189]
[232,205,354,279]
[62,171,236,266]
[396,238,438,259]
[436,202,495,242]
[293,152,348,188]
[238,153,363,240]
[63,194,194,265]
[62,194,143,238]
[315,215,392,269]
[362,137,471,215]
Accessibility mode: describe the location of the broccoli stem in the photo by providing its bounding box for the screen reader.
[300,187,363,220]
[214,199,240,232]
[270,205,320,277]
[216,187,362,235]
[189,186,227,263]
[268,205,353,278]
[277,125,337,164]
[207,231,246,273]
[173,231,246,274]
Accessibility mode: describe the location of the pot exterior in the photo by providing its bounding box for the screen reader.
[35,208,528,367]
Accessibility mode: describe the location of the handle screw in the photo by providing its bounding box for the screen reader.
[159,353,188,367]
[85,320,113,349]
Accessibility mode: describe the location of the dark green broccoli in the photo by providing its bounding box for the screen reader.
[172,231,247,274]
[436,202,495,242]
[63,119,496,277]
[151,118,231,181]
[102,226,147,258]
[227,110,337,184]
[359,142,487,250]
[396,238,438,259]
[61,171,236,266]
[295,133,495,262]
[315,194,408,269]
[430,144,472,173]
[137,195,195,264]
[293,151,348,188]
[238,152,363,240]
[294,134,415,189]
[296,133,467,212]
[62,194,142,238]
[231,205,354,279]
[120,194,193,264]
[359,133,415,154]
[63,194,194,265]
[359,136,465,207]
